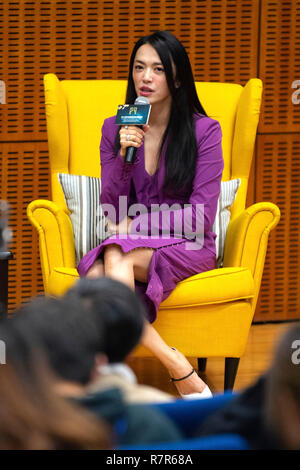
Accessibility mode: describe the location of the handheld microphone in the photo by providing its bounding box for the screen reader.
[125,96,150,164]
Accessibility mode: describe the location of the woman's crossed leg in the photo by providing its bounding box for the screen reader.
[86,243,208,397]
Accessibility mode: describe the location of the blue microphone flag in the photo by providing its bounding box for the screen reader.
[115,103,151,126]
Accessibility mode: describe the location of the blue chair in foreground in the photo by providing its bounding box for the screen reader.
[118,392,249,450]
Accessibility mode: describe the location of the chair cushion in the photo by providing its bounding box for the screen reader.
[48,266,254,333]
[48,266,254,308]
[58,171,240,267]
[160,267,254,308]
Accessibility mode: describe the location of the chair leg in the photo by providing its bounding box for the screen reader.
[197,358,207,373]
[224,357,240,391]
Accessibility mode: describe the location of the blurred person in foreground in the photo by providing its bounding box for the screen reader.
[65,277,175,404]
[195,324,300,449]
[0,321,111,450]
[265,325,300,449]
[11,289,182,446]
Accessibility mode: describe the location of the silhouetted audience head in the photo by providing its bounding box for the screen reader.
[11,294,106,385]
[265,325,300,449]
[65,277,147,363]
[0,320,111,450]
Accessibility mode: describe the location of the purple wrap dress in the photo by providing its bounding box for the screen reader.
[77,113,224,323]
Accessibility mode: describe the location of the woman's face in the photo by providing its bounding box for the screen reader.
[132,43,172,108]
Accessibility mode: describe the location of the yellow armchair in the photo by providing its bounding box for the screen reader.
[27,74,280,390]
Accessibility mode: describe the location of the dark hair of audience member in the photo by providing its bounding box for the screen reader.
[65,277,147,363]
[265,325,300,449]
[0,320,112,450]
[11,294,106,385]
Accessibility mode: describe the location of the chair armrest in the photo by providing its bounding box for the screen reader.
[223,202,280,307]
[27,199,76,292]
[48,267,79,296]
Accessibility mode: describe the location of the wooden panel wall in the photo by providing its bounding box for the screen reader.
[255,135,300,321]
[0,0,299,321]
[254,0,300,321]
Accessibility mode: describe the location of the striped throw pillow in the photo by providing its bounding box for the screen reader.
[212,178,241,267]
[58,173,109,265]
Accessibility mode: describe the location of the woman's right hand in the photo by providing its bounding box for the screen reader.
[119,125,149,158]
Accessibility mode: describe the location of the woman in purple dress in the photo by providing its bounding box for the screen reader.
[78,31,223,399]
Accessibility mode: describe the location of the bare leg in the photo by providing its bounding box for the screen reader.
[104,244,154,286]
[103,244,208,395]
[141,323,207,394]
[103,244,136,288]
[86,258,105,278]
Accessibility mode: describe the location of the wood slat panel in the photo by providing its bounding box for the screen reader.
[0,0,259,141]
[0,143,50,313]
[259,0,300,133]
[254,134,300,321]
[192,0,259,83]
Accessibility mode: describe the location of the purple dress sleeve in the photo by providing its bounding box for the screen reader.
[130,118,224,239]
[100,118,136,224]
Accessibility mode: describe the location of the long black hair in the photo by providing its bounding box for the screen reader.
[115,30,207,193]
